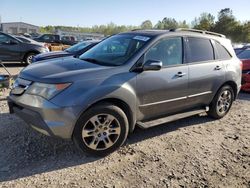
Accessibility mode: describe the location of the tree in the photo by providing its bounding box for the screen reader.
[141,20,153,29]
[192,13,215,30]
[212,8,240,41]
[161,17,178,29]
[178,20,189,28]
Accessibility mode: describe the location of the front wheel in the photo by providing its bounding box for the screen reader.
[208,85,234,119]
[24,52,36,64]
[73,103,129,156]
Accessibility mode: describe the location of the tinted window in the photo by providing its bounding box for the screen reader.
[188,37,214,62]
[215,42,231,60]
[17,37,30,43]
[238,49,250,60]
[0,34,11,44]
[234,48,244,55]
[80,34,149,66]
[145,37,182,66]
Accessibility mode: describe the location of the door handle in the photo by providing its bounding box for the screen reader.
[175,72,186,77]
[214,65,222,70]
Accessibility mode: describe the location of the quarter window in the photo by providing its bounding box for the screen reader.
[145,37,183,66]
[215,41,232,60]
[187,37,214,63]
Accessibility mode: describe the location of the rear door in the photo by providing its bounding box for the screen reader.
[0,33,21,61]
[137,37,189,121]
[186,37,225,106]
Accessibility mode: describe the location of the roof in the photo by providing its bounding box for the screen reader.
[0,22,39,28]
[122,28,226,39]
[122,29,167,37]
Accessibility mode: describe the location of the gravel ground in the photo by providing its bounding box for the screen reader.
[0,65,249,187]
[0,91,249,188]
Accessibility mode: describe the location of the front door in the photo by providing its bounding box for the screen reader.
[136,37,189,121]
[0,33,20,61]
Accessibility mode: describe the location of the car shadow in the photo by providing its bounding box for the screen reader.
[0,111,214,182]
[0,62,26,68]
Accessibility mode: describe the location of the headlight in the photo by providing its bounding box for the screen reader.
[41,47,49,53]
[26,82,71,99]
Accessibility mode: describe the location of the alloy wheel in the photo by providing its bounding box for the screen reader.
[216,90,232,115]
[82,114,121,151]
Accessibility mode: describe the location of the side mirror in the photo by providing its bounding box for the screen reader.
[143,60,162,71]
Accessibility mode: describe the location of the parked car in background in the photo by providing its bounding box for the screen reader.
[0,32,49,64]
[235,47,250,92]
[15,36,49,52]
[39,34,76,45]
[32,40,99,63]
[8,29,241,156]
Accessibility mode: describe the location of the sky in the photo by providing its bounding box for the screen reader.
[0,0,250,27]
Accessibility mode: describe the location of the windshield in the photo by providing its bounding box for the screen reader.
[237,49,250,60]
[66,42,92,53]
[17,37,30,43]
[79,34,150,66]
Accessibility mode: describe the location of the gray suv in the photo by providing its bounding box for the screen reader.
[8,29,242,156]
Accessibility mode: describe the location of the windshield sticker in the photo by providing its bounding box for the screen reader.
[133,36,150,42]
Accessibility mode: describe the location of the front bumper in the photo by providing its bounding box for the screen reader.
[8,94,81,139]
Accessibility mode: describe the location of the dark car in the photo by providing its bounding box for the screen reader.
[0,32,49,64]
[34,34,77,46]
[8,29,241,156]
[235,47,250,92]
[32,41,99,63]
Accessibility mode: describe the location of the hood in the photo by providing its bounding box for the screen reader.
[19,57,117,83]
[34,51,72,61]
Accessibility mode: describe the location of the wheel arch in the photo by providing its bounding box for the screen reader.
[72,97,136,138]
[22,50,40,62]
[220,80,238,100]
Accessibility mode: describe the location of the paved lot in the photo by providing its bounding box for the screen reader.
[0,62,25,76]
[0,62,249,187]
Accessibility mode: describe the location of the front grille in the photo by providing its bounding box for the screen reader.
[11,78,32,95]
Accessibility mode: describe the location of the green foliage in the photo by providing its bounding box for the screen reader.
[155,18,178,29]
[141,20,153,29]
[39,8,250,43]
[192,8,250,43]
[192,13,215,30]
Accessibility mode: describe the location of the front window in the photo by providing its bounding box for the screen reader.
[79,34,150,66]
[145,37,183,66]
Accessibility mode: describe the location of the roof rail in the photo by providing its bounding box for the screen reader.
[170,28,225,38]
[131,29,143,31]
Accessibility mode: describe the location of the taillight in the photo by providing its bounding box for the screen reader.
[240,60,243,70]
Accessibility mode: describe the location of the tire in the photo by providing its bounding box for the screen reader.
[73,103,129,156]
[208,85,234,119]
[24,52,36,65]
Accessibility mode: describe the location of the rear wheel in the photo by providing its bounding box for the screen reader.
[24,52,36,64]
[208,85,234,119]
[73,103,129,156]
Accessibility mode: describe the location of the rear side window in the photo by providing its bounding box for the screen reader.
[214,41,232,60]
[187,37,214,63]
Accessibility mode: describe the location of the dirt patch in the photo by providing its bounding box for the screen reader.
[0,93,249,187]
